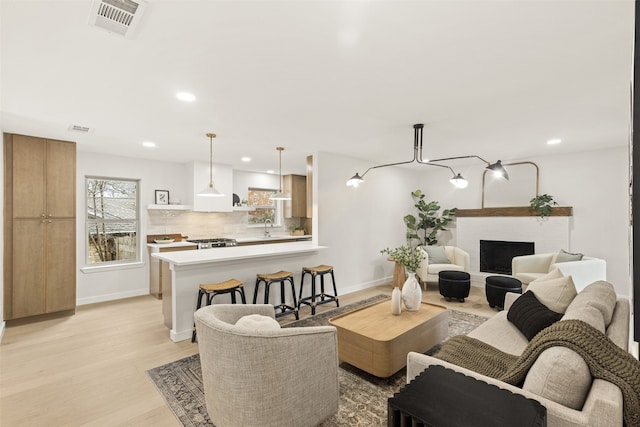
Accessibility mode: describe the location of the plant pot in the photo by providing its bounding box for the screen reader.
[291,230,305,236]
[391,286,402,315]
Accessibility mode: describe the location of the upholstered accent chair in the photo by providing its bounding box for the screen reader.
[511,252,606,291]
[194,304,339,427]
[416,246,470,289]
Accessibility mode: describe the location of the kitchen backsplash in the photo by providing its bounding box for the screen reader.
[146,210,304,240]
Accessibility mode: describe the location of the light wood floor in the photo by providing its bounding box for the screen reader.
[0,282,495,427]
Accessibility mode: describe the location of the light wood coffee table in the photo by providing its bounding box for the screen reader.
[328,299,448,377]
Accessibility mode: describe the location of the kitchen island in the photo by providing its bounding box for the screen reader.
[152,241,327,342]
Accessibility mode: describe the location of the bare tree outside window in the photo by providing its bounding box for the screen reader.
[86,178,139,264]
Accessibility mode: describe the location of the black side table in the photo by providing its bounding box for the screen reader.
[388,365,546,427]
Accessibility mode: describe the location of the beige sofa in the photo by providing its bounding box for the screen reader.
[512,252,606,291]
[194,304,339,427]
[407,278,630,427]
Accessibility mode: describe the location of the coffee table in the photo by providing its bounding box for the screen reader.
[328,299,448,377]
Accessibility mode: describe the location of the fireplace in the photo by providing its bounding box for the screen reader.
[480,240,535,275]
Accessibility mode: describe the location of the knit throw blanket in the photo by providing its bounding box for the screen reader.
[434,319,640,427]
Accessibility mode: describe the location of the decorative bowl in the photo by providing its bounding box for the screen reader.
[155,239,175,244]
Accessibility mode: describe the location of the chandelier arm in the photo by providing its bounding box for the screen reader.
[427,154,490,165]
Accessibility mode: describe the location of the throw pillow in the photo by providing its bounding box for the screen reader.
[235,314,281,330]
[531,268,563,283]
[555,249,584,263]
[526,275,577,313]
[507,291,563,340]
[423,246,450,264]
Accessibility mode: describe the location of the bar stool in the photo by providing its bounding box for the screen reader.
[298,265,339,315]
[191,278,246,342]
[253,271,299,319]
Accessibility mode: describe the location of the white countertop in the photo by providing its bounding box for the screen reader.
[147,241,198,249]
[151,241,326,266]
[235,234,312,243]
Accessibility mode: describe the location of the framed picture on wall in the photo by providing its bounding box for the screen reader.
[155,190,169,205]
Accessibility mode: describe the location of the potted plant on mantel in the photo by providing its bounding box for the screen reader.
[404,189,457,247]
[529,194,558,219]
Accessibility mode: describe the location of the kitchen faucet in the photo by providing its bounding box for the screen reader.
[264,218,272,237]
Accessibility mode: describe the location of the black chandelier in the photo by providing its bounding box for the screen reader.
[346,124,509,188]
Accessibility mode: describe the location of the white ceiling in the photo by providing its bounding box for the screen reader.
[0,0,635,176]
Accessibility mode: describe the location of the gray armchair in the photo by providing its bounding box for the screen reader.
[194,304,339,427]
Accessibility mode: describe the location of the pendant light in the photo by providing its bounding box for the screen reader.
[269,146,291,200]
[198,133,224,197]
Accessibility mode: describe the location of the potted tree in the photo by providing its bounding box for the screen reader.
[404,189,456,247]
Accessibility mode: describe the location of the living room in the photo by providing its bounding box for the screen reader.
[1,1,638,426]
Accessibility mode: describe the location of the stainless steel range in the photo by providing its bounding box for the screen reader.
[187,238,238,249]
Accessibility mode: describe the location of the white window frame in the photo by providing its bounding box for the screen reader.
[84,176,141,268]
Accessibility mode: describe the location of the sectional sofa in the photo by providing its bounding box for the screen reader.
[407,273,630,427]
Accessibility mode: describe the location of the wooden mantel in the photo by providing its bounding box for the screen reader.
[455,206,573,217]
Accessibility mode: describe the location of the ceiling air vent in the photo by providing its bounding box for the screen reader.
[88,0,147,39]
[69,124,92,133]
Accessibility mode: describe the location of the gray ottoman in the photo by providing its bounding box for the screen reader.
[438,270,471,302]
[485,276,522,309]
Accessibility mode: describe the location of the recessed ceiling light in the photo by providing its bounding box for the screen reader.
[241,156,251,162]
[547,138,562,145]
[142,141,156,148]
[266,169,275,174]
[176,92,196,102]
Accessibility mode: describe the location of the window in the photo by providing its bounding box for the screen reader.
[247,187,281,226]
[86,177,139,265]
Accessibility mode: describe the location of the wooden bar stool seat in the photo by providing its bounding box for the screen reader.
[253,271,299,319]
[192,278,246,342]
[298,264,339,315]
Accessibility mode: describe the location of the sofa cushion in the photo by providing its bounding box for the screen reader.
[423,245,451,264]
[507,291,563,340]
[522,346,592,410]
[531,268,564,283]
[467,311,529,356]
[235,314,281,330]
[556,249,584,263]
[526,275,577,313]
[564,280,617,327]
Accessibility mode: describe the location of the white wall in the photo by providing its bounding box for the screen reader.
[0,133,4,339]
[76,151,190,304]
[424,146,631,296]
[316,151,427,295]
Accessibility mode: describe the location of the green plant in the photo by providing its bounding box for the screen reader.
[380,246,425,272]
[403,189,456,246]
[530,194,558,218]
[289,225,305,231]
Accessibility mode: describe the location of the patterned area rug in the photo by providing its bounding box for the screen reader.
[147,295,488,427]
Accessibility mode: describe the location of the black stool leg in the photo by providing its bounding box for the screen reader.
[288,277,299,319]
[330,270,339,307]
[310,273,318,314]
[253,278,262,304]
[238,287,247,304]
[264,281,272,305]
[192,289,206,343]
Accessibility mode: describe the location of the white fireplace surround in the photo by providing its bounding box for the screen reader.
[457,216,572,278]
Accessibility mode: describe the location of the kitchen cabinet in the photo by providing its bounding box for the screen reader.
[187,161,233,212]
[283,174,307,218]
[4,133,76,320]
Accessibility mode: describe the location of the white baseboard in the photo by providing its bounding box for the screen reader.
[339,276,392,296]
[0,321,5,344]
[76,288,149,306]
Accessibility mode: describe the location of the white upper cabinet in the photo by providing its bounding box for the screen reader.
[187,161,233,212]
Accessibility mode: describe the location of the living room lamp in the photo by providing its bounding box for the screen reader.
[346,124,508,188]
[269,146,291,200]
[198,133,224,197]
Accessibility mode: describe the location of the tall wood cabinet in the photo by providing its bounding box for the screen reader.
[283,174,307,218]
[4,133,76,320]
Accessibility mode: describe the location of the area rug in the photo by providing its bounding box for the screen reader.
[147,296,489,427]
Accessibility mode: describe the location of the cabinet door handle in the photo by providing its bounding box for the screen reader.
[41,220,45,224]
[48,220,52,223]
[48,213,53,217]
[41,213,45,218]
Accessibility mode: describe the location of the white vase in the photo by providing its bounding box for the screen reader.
[391,286,402,315]
[402,272,422,311]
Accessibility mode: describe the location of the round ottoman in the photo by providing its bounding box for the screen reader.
[438,270,471,302]
[485,276,522,309]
